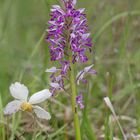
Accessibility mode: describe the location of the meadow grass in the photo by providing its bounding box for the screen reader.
[0,0,140,139]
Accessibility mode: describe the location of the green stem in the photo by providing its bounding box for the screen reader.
[69,56,81,140]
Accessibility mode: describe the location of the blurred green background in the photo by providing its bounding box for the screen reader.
[0,0,140,139]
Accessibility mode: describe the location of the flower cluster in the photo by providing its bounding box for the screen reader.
[46,0,94,95]
[46,0,92,63]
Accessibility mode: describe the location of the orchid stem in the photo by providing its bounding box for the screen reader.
[69,56,81,140]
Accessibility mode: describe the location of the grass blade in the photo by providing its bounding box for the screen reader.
[94,10,140,41]
[104,97,127,140]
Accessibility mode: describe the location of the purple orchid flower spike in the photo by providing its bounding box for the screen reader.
[76,64,97,85]
[46,0,93,94]
[46,0,92,64]
[46,0,96,139]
